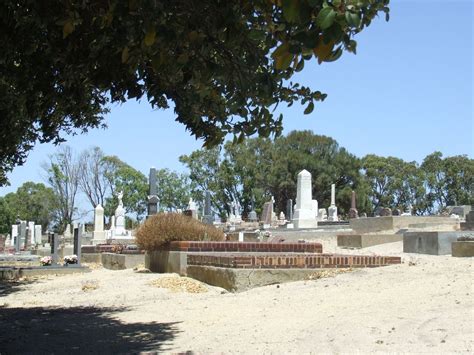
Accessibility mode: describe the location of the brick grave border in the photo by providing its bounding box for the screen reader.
[167,241,323,253]
[187,253,401,269]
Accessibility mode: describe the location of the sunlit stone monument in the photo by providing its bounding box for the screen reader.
[92,203,106,244]
[328,184,338,222]
[292,170,318,228]
[114,191,127,236]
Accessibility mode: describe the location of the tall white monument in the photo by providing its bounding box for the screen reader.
[114,191,127,236]
[292,170,318,228]
[328,184,338,221]
[92,203,106,244]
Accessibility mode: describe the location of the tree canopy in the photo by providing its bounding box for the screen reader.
[0,0,390,185]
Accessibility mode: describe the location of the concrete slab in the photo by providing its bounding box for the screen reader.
[337,234,403,248]
[101,253,145,270]
[403,231,461,255]
[145,250,187,275]
[186,265,329,292]
[351,216,458,234]
[451,241,474,257]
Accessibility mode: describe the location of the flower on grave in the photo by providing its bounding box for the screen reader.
[64,254,78,265]
[40,256,52,266]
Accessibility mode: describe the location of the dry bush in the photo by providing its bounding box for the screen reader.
[135,213,224,251]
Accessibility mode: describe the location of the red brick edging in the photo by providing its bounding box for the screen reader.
[187,253,401,269]
[168,241,323,253]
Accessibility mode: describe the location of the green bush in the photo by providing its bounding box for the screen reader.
[135,213,224,251]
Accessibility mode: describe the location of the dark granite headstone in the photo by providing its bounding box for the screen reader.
[286,199,293,221]
[73,225,82,265]
[147,167,160,218]
[50,233,59,264]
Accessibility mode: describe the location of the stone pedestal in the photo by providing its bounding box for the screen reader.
[292,170,318,228]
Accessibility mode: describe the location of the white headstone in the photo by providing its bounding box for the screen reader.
[93,204,106,243]
[292,170,318,228]
[28,221,35,244]
[34,225,42,245]
[64,223,72,239]
[328,183,338,221]
[318,208,328,221]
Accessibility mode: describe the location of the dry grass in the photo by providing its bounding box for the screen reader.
[148,276,208,293]
[81,280,99,292]
[135,213,224,251]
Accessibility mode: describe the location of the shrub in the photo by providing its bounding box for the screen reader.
[135,213,224,251]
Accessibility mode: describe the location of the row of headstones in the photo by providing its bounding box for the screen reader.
[9,221,42,251]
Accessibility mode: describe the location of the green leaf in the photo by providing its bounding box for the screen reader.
[323,46,343,62]
[248,30,266,41]
[304,101,314,114]
[272,43,294,70]
[316,7,336,30]
[144,29,156,46]
[345,12,361,28]
[281,0,301,23]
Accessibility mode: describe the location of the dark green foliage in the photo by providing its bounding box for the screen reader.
[0,0,390,185]
[2,182,58,231]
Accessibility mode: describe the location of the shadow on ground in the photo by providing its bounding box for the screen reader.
[0,306,180,354]
[0,279,38,297]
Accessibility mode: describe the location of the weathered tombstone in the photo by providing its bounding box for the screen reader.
[286,199,293,221]
[11,224,18,250]
[203,191,214,224]
[93,204,106,244]
[392,208,401,216]
[147,167,159,218]
[328,184,338,221]
[64,223,72,240]
[292,170,318,228]
[348,191,359,219]
[260,201,273,226]
[318,208,328,221]
[34,225,42,245]
[73,225,82,265]
[28,221,35,245]
[50,233,59,265]
[23,221,29,250]
[380,207,392,217]
[248,196,258,222]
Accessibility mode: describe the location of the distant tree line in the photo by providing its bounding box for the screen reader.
[180,131,474,219]
[0,130,472,234]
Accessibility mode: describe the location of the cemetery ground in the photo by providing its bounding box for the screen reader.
[0,241,472,354]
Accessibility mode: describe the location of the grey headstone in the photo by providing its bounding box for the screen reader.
[260,201,273,225]
[286,199,293,221]
[147,168,160,218]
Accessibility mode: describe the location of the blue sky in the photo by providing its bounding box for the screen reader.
[1,0,472,199]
